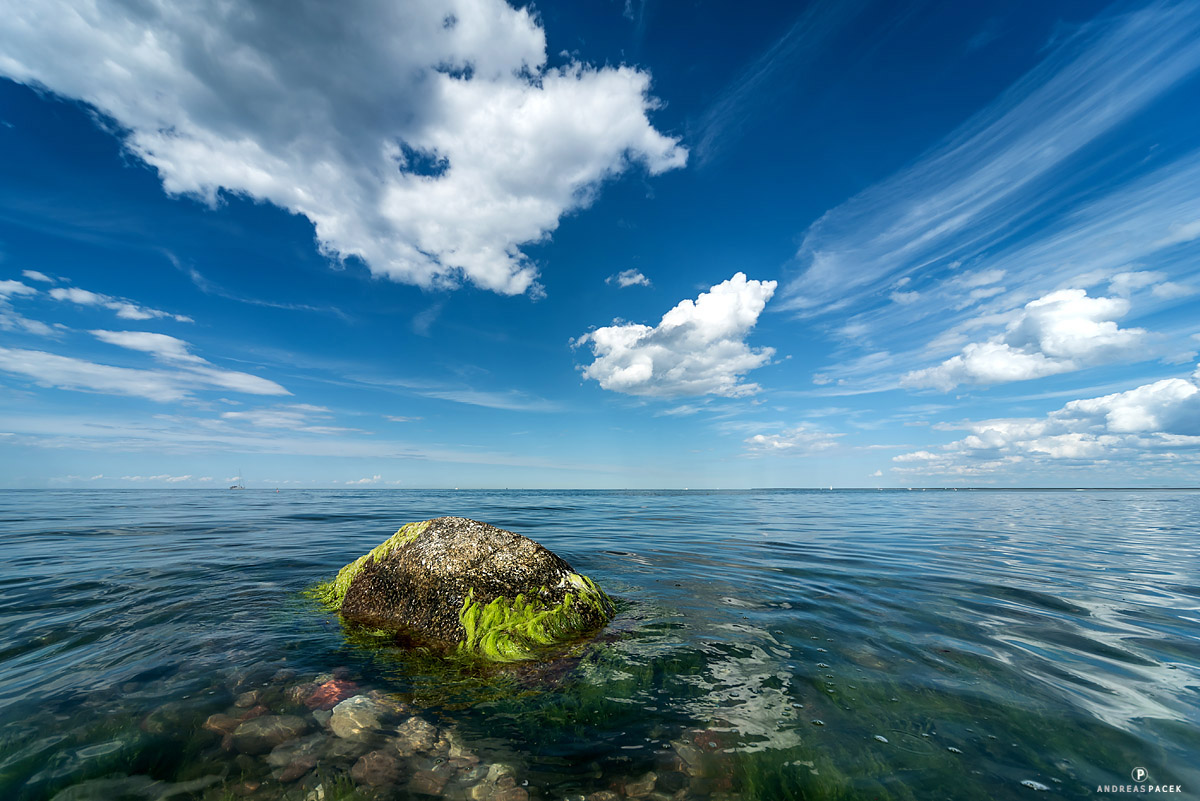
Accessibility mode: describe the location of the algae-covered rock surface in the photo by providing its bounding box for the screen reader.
[312,516,614,661]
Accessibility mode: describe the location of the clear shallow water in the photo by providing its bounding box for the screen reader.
[1,489,1198,800]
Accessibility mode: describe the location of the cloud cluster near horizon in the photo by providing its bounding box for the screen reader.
[902,288,1147,391]
[0,0,685,296]
[895,368,1200,476]
[575,273,776,398]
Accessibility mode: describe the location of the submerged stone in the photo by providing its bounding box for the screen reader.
[312,516,615,661]
[231,714,309,754]
[329,695,384,740]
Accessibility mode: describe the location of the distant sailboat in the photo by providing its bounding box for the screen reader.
[230,468,245,490]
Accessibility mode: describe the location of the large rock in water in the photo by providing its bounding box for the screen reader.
[313,517,614,661]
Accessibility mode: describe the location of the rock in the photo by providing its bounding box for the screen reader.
[392,716,438,755]
[351,749,402,786]
[493,788,528,801]
[238,704,270,722]
[278,760,315,782]
[409,767,451,795]
[585,792,620,801]
[330,695,383,740]
[202,713,241,735]
[655,771,687,793]
[625,772,657,798]
[467,784,494,801]
[305,678,359,710]
[313,517,615,661]
[231,714,310,754]
[286,682,317,706]
[266,733,327,768]
[139,702,195,735]
[230,780,260,796]
[234,690,262,708]
[312,709,332,728]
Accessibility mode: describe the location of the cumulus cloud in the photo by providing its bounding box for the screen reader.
[49,287,192,322]
[574,273,777,398]
[744,425,842,455]
[0,0,685,296]
[894,369,1200,475]
[607,269,652,288]
[902,289,1146,391]
[21,270,53,283]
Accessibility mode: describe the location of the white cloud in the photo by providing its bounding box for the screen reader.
[902,289,1146,391]
[1109,270,1164,296]
[0,280,55,337]
[90,330,203,364]
[780,5,1200,314]
[894,368,1200,475]
[870,469,883,477]
[0,334,289,401]
[220,404,358,434]
[21,270,53,283]
[0,347,192,401]
[607,269,652,288]
[120,474,200,483]
[744,425,842,455]
[343,475,383,485]
[49,287,192,322]
[0,280,38,298]
[575,272,777,398]
[0,0,685,297]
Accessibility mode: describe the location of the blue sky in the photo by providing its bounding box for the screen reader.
[1,0,1198,488]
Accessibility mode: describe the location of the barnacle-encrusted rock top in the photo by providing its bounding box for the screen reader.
[312,517,614,661]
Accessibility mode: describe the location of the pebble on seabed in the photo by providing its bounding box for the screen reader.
[1021,779,1051,791]
[873,735,888,743]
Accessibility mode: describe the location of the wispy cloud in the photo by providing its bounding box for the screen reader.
[780,3,1200,316]
[689,0,864,166]
[220,404,361,434]
[20,270,53,283]
[0,410,624,474]
[0,326,289,402]
[50,286,192,322]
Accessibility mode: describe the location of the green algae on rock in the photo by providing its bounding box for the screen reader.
[310,516,614,662]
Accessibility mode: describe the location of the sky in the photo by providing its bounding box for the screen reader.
[1,0,1198,489]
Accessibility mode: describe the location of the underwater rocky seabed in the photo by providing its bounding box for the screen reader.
[1,489,1198,801]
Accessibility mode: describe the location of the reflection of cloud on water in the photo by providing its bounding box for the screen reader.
[670,622,803,752]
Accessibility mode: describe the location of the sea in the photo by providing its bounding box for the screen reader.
[1,488,1198,801]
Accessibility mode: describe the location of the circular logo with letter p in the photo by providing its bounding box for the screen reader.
[1131,768,1149,783]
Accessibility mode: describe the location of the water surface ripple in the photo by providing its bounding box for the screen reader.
[1,489,1198,800]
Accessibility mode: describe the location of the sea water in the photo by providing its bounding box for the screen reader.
[1,489,1198,800]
